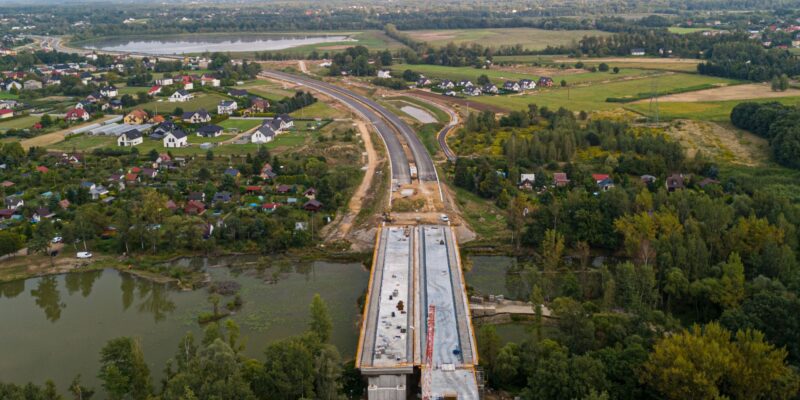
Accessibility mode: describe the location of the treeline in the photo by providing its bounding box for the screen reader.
[698,41,800,81]
[328,46,392,77]
[730,102,800,169]
[0,295,366,399]
[269,91,317,115]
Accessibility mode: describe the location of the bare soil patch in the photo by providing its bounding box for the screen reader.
[648,83,800,102]
[21,116,116,149]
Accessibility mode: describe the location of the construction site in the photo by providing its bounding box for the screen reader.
[357,225,480,400]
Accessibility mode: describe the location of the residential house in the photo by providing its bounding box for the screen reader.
[200,74,220,87]
[519,79,536,90]
[537,77,554,87]
[123,109,149,124]
[438,80,455,90]
[457,80,474,88]
[169,90,193,102]
[188,192,205,202]
[303,187,317,200]
[23,79,42,90]
[0,109,12,119]
[630,48,646,56]
[32,208,55,222]
[261,202,280,212]
[272,114,294,131]
[90,185,109,200]
[482,84,499,94]
[640,175,657,184]
[184,200,206,215]
[553,172,570,187]
[58,199,70,210]
[217,100,238,115]
[117,129,143,146]
[463,86,482,96]
[36,165,49,173]
[260,163,277,180]
[85,92,102,103]
[148,85,162,96]
[140,168,157,179]
[224,168,240,179]
[416,77,432,87]
[518,173,536,190]
[5,196,23,210]
[163,130,188,148]
[503,81,521,92]
[303,199,323,212]
[151,122,178,139]
[3,80,21,92]
[666,173,686,192]
[377,70,392,78]
[250,98,269,113]
[197,125,223,138]
[100,85,118,98]
[182,109,211,124]
[65,108,90,122]
[592,174,614,191]
[180,75,193,90]
[0,209,15,220]
[104,99,123,111]
[251,125,275,144]
[213,191,232,204]
[276,184,292,194]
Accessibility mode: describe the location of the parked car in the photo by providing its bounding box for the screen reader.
[440,214,449,222]
[51,236,62,243]
[76,251,92,259]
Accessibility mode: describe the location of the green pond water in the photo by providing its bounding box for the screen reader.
[465,255,518,298]
[0,258,368,390]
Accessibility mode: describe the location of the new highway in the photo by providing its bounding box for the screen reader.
[259,70,438,184]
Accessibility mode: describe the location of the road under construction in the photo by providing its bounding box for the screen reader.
[260,71,479,399]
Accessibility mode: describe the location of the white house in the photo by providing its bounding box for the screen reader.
[217,100,238,115]
[438,80,455,90]
[163,130,188,148]
[519,173,536,190]
[182,109,211,124]
[631,48,646,56]
[271,114,294,131]
[201,75,220,87]
[100,85,118,98]
[169,90,193,102]
[4,81,21,92]
[117,129,143,147]
[377,70,392,78]
[503,81,521,92]
[251,125,275,144]
[519,79,536,90]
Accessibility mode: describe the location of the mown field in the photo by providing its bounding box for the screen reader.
[404,28,610,50]
[219,30,405,58]
[492,55,701,73]
[0,115,39,131]
[626,96,800,122]
[471,72,739,113]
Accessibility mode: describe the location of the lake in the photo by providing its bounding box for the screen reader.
[81,34,353,55]
[0,258,368,390]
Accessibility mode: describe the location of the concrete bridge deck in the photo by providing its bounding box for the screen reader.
[358,225,479,399]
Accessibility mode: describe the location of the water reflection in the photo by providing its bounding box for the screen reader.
[65,270,102,297]
[121,274,135,310]
[0,279,24,298]
[135,278,176,322]
[30,276,64,322]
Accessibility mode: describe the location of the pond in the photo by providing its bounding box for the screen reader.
[0,258,368,390]
[465,255,521,299]
[80,33,353,55]
[400,105,437,124]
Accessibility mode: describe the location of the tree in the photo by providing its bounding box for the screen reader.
[598,63,609,72]
[540,229,565,299]
[98,337,152,400]
[477,325,502,375]
[68,375,95,400]
[612,66,620,74]
[309,294,333,343]
[560,79,567,87]
[641,322,799,400]
[477,74,491,85]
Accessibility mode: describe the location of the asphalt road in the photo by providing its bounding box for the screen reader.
[260,70,439,184]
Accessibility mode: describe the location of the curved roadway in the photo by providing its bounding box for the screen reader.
[260,70,438,184]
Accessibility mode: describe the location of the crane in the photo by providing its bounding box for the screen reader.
[422,304,436,400]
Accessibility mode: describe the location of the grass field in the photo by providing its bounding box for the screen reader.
[0,92,19,100]
[404,28,610,50]
[626,96,800,122]
[472,72,739,113]
[289,101,341,119]
[219,119,261,131]
[391,63,655,86]
[668,26,717,34]
[0,115,38,131]
[132,93,227,114]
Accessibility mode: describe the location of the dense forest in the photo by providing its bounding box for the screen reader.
[730,102,800,169]
[450,107,800,398]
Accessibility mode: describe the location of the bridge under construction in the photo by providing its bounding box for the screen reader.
[357,225,479,400]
